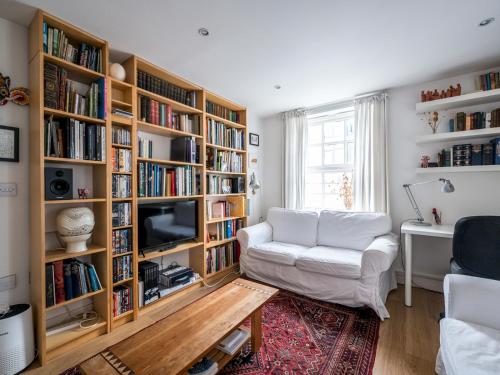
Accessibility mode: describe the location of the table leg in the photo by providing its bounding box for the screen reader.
[251,307,262,352]
[405,233,412,307]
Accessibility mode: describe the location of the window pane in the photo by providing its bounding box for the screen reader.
[324,194,344,210]
[305,194,323,210]
[345,117,354,139]
[324,121,344,142]
[324,172,343,194]
[346,142,354,164]
[307,145,322,167]
[308,124,322,144]
[324,144,344,165]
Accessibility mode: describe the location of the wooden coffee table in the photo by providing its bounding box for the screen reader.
[80,278,278,375]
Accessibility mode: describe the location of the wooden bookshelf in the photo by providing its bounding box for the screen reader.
[29,9,247,367]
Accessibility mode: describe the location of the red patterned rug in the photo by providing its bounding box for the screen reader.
[61,290,379,375]
[220,290,380,375]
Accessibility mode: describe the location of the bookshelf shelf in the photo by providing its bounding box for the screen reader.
[206,216,245,224]
[113,277,134,286]
[110,78,132,89]
[112,197,133,202]
[44,198,106,204]
[137,120,203,139]
[206,237,237,248]
[138,241,204,262]
[416,165,500,174]
[112,251,133,258]
[206,143,246,153]
[112,171,132,175]
[43,53,105,81]
[113,309,134,321]
[44,107,106,124]
[137,156,202,167]
[45,245,107,263]
[206,113,245,129]
[45,288,106,312]
[416,127,500,144]
[137,195,203,202]
[111,98,133,108]
[111,114,133,126]
[206,263,239,279]
[137,88,203,114]
[206,193,246,198]
[206,326,250,370]
[206,170,246,176]
[111,143,132,149]
[44,156,106,165]
[112,225,133,230]
[416,88,500,113]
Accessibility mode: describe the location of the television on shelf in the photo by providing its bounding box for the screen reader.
[138,200,198,254]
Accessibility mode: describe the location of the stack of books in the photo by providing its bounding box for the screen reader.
[478,71,500,91]
[206,242,240,274]
[138,137,153,158]
[113,285,132,317]
[112,228,132,255]
[112,254,132,283]
[112,175,132,198]
[206,100,239,123]
[206,175,244,195]
[206,201,234,220]
[112,127,131,146]
[112,108,133,118]
[206,149,243,173]
[43,22,103,73]
[207,118,244,149]
[207,219,243,242]
[137,163,199,197]
[112,148,132,172]
[137,71,197,107]
[45,260,102,307]
[112,202,132,227]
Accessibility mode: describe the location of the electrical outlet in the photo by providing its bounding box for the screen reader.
[0,183,17,196]
[0,274,16,292]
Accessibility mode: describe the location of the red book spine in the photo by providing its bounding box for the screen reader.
[155,101,159,125]
[54,260,65,304]
[167,104,172,128]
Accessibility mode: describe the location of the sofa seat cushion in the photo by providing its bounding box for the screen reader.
[296,246,362,279]
[267,207,319,247]
[317,210,392,251]
[440,318,500,375]
[247,241,309,266]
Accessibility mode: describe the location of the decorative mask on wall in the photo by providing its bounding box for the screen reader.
[0,73,30,106]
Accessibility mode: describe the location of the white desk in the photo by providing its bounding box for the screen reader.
[401,222,454,306]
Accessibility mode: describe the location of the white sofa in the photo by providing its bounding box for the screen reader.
[236,207,399,319]
[436,274,500,375]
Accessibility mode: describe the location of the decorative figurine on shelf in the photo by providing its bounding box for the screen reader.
[420,155,431,168]
[56,207,95,253]
[432,208,442,225]
[421,84,461,102]
[109,63,126,82]
[0,72,29,106]
[421,111,446,134]
[78,188,90,199]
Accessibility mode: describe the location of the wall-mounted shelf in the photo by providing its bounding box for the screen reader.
[416,127,500,144]
[416,165,500,174]
[416,88,500,113]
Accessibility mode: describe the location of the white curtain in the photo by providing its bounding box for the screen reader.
[282,109,308,210]
[353,93,389,213]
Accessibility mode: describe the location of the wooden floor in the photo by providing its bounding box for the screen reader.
[26,283,443,375]
[373,286,444,375]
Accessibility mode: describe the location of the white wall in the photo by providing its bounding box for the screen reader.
[0,17,30,305]
[246,111,265,224]
[261,67,500,290]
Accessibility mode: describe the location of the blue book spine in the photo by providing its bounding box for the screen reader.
[86,264,99,292]
[492,138,500,165]
[63,263,73,300]
[79,263,88,294]
[43,22,48,53]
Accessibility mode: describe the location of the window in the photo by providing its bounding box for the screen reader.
[305,109,354,210]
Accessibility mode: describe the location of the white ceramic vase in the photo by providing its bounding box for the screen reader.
[56,207,95,253]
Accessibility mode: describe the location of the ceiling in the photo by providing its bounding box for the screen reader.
[2,0,500,117]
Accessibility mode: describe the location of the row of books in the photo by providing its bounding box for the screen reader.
[138,137,153,158]
[44,116,106,161]
[112,202,132,227]
[139,96,201,134]
[137,163,199,197]
[207,118,245,149]
[113,285,133,317]
[206,149,243,173]
[206,101,240,123]
[206,241,240,274]
[450,111,500,131]
[43,22,103,73]
[207,176,244,195]
[112,228,132,255]
[137,70,197,107]
[113,254,133,283]
[44,63,105,119]
[45,260,102,307]
[478,71,500,91]
[112,127,131,146]
[112,148,132,173]
[206,200,236,220]
[112,175,132,198]
[437,138,500,167]
[207,219,244,242]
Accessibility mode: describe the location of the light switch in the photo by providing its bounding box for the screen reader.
[0,183,17,196]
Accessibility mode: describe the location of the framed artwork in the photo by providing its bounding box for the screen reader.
[0,125,19,162]
[249,133,259,146]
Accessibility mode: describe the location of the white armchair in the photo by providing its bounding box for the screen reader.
[436,274,500,375]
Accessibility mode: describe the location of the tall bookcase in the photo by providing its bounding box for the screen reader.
[28,10,247,365]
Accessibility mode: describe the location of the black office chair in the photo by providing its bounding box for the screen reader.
[451,216,500,281]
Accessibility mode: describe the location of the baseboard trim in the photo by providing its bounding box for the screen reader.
[396,270,445,292]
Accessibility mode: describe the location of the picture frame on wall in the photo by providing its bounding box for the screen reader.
[249,133,259,146]
[0,125,19,162]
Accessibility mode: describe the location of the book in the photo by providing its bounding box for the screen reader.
[112,228,132,255]
[206,149,243,173]
[137,162,199,198]
[206,100,240,123]
[45,264,56,307]
[137,71,196,107]
[112,174,132,198]
[207,118,244,149]
[112,202,132,227]
[206,241,240,274]
[206,175,244,195]
[216,328,250,355]
[113,285,133,317]
[53,260,65,304]
[70,261,82,298]
[113,254,133,283]
[112,127,131,146]
[63,262,73,300]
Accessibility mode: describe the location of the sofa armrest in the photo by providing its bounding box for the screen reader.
[444,274,500,330]
[361,234,399,276]
[236,222,273,256]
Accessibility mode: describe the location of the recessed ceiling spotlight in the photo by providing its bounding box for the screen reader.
[198,28,209,36]
[479,17,495,27]
[274,84,282,90]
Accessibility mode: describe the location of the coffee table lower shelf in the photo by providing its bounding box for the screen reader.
[204,326,250,373]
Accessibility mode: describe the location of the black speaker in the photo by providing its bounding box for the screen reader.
[45,167,73,200]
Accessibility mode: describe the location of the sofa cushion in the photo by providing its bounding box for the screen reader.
[247,241,309,266]
[440,318,500,375]
[317,210,391,251]
[267,207,319,247]
[296,246,362,279]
